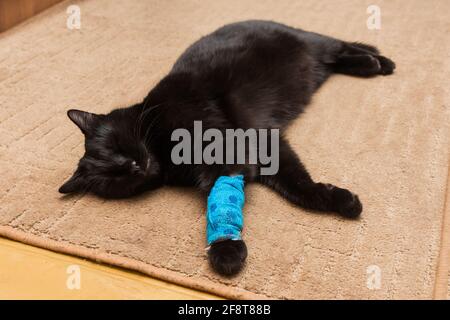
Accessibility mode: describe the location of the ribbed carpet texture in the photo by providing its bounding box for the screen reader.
[0,0,449,299]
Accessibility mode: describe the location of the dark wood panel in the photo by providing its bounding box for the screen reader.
[0,0,63,32]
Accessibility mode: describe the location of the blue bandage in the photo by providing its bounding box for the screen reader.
[206,175,245,246]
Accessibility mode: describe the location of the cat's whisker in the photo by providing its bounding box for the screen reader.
[143,111,163,145]
[133,99,151,139]
[135,102,162,140]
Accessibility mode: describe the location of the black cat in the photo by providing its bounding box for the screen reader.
[59,20,395,276]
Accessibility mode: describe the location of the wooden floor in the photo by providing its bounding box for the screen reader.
[0,237,221,300]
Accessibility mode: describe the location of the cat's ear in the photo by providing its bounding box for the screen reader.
[67,109,98,134]
[58,171,87,194]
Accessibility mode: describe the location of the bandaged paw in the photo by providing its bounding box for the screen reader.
[206,175,245,246]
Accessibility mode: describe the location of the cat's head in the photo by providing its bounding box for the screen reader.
[59,109,160,198]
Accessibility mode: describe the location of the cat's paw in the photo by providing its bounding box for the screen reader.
[208,239,247,276]
[375,55,396,75]
[328,185,363,219]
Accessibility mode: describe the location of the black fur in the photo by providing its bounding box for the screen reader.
[59,20,395,276]
[208,240,248,276]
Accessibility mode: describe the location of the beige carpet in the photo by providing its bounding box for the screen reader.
[0,0,449,299]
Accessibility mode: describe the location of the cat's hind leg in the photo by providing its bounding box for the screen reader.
[333,53,395,77]
[333,42,396,76]
[345,42,380,55]
[259,138,362,218]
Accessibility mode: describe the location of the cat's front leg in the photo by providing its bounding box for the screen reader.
[259,138,362,218]
[190,166,248,275]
